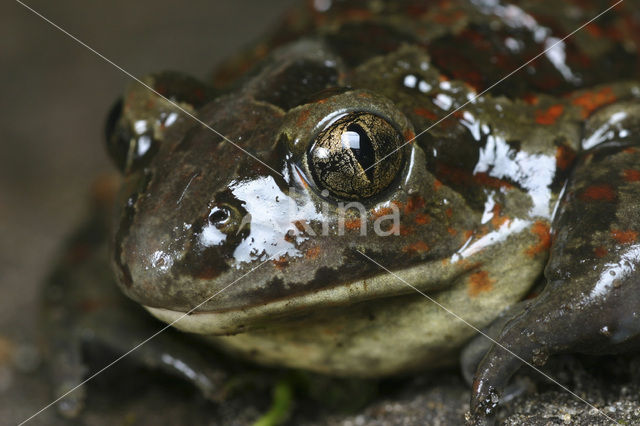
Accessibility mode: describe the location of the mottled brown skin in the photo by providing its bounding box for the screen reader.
[43,0,640,423]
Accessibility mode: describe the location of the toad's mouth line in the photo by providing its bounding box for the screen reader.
[143,256,472,335]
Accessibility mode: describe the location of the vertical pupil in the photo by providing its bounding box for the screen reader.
[341,123,375,181]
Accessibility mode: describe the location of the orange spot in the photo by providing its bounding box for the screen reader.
[434,179,443,191]
[586,23,604,37]
[305,247,321,259]
[594,246,608,258]
[344,219,364,230]
[555,145,576,171]
[526,221,551,257]
[490,203,508,228]
[535,104,564,125]
[445,207,453,218]
[405,195,425,214]
[414,107,438,120]
[415,213,431,225]
[447,227,458,235]
[296,109,310,126]
[624,147,637,155]
[468,270,494,297]
[611,229,638,244]
[580,184,616,202]
[571,87,616,119]
[392,200,404,212]
[400,225,414,236]
[452,110,465,120]
[294,168,309,189]
[272,257,289,270]
[404,129,416,142]
[623,169,640,182]
[403,241,430,254]
[464,229,474,240]
[474,172,513,190]
[523,94,539,105]
[371,206,394,220]
[357,92,372,98]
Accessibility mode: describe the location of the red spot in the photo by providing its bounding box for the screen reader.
[624,147,638,155]
[555,145,576,171]
[526,221,551,257]
[433,179,443,191]
[623,169,640,182]
[415,213,431,225]
[580,184,616,202]
[399,225,414,236]
[571,87,616,119]
[371,206,395,220]
[413,107,438,120]
[445,207,453,218]
[272,257,289,270]
[305,247,321,259]
[473,172,513,190]
[594,246,608,258]
[491,203,509,228]
[611,229,638,244]
[468,270,494,297]
[447,227,458,236]
[586,23,604,37]
[344,218,364,231]
[523,94,539,105]
[535,104,564,125]
[437,164,513,190]
[294,168,309,189]
[404,195,425,215]
[296,109,310,126]
[403,129,415,142]
[402,241,430,254]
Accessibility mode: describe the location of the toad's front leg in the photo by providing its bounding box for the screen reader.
[469,102,640,424]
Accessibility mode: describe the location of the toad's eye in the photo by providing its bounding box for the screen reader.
[307,113,404,200]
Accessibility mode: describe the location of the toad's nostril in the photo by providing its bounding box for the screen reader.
[206,202,248,236]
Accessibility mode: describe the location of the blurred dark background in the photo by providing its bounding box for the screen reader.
[1,1,296,423]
